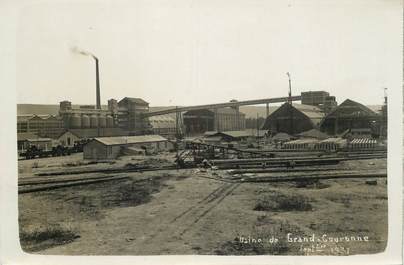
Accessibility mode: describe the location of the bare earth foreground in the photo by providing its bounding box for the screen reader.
[18,153,387,256]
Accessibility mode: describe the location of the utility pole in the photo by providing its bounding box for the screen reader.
[287,72,294,134]
[287,72,292,105]
[256,113,260,148]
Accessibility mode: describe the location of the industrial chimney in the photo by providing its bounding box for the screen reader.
[94,56,101,110]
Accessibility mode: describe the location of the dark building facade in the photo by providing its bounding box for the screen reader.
[183,108,246,135]
[117,97,151,135]
[320,99,380,136]
[301,91,337,114]
[261,103,324,135]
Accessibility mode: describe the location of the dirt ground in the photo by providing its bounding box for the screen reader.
[18,154,388,256]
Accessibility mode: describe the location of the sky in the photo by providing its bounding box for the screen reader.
[16,0,402,107]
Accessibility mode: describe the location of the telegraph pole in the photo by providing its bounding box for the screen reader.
[287,72,294,134]
[256,113,260,148]
[287,72,292,105]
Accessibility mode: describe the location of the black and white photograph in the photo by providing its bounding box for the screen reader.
[0,0,402,264]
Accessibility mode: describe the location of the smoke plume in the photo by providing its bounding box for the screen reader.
[71,46,97,60]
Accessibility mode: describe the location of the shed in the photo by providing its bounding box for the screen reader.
[17,132,39,152]
[262,103,325,135]
[320,99,379,135]
[83,135,172,160]
[26,138,53,151]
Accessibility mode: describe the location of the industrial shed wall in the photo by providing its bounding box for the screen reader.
[262,104,318,135]
[58,131,80,147]
[319,99,380,136]
[83,140,173,160]
[83,141,121,160]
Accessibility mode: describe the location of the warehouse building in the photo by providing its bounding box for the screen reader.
[183,108,246,135]
[261,103,325,135]
[319,99,380,136]
[83,135,172,160]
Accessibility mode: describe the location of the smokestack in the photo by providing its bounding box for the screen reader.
[94,56,101,110]
[71,46,101,110]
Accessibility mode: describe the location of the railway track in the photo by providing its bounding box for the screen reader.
[18,174,131,194]
[145,182,241,243]
[223,170,387,183]
[19,151,386,194]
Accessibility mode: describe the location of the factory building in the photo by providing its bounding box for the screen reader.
[57,97,152,139]
[17,114,64,139]
[83,135,172,160]
[319,99,380,136]
[183,108,246,135]
[301,91,337,113]
[261,103,325,135]
[148,115,176,137]
[117,97,151,134]
[59,101,117,130]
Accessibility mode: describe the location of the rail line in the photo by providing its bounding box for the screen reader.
[145,182,241,243]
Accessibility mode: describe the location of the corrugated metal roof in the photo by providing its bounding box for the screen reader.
[94,135,168,146]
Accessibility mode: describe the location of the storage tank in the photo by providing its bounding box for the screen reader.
[90,114,99,128]
[106,115,114,127]
[70,114,81,128]
[81,114,90,128]
[98,115,106,128]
